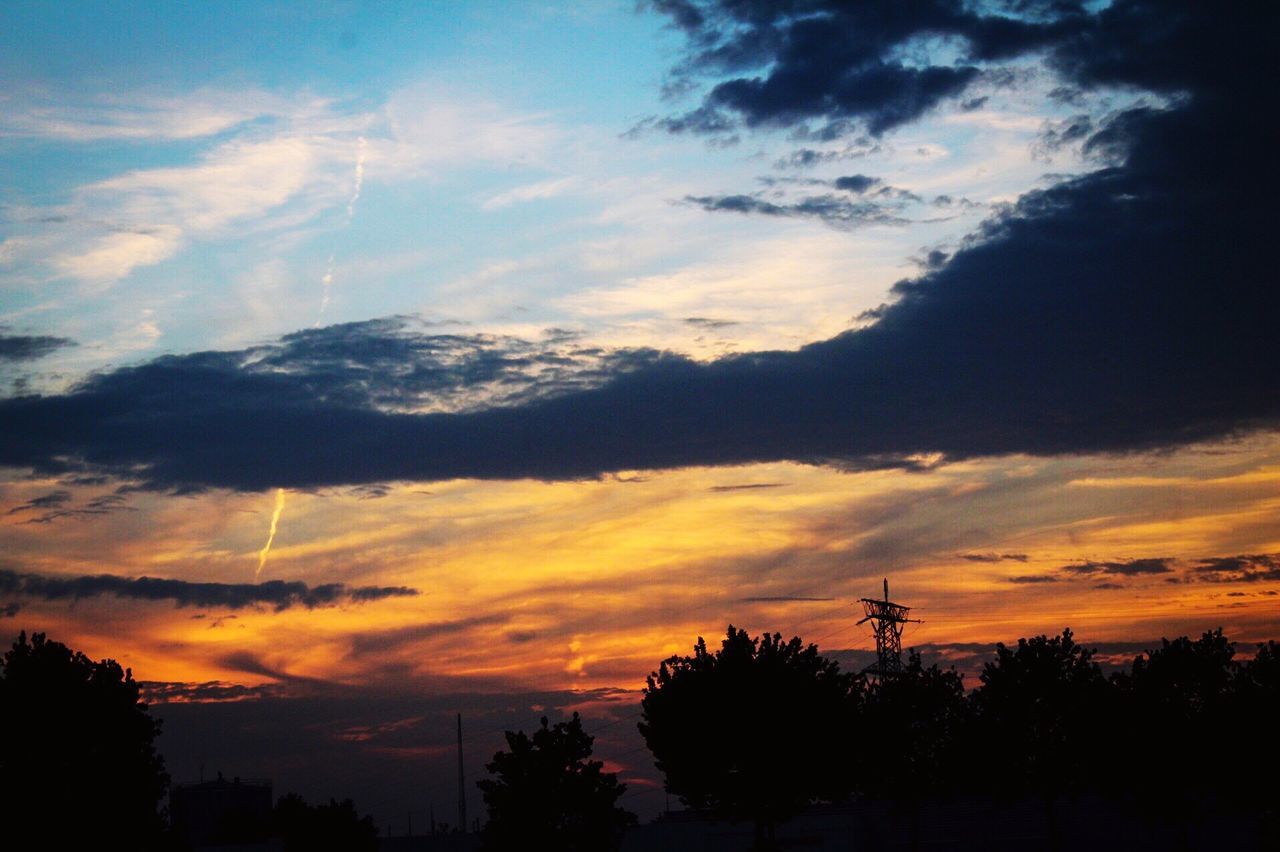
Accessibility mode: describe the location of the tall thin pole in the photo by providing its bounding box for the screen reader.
[456,712,467,833]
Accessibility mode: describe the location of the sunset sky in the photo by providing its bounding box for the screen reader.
[2,0,1276,828]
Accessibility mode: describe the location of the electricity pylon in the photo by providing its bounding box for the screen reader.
[857,578,921,681]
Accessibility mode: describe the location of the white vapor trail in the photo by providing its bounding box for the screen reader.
[316,136,368,326]
[255,488,286,581]
[346,136,367,222]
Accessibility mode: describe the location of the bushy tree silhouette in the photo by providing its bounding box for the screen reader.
[0,631,168,847]
[639,626,857,850]
[860,650,967,850]
[1236,641,1280,844]
[1114,629,1238,848]
[478,712,635,852]
[273,793,378,852]
[861,650,967,797]
[970,629,1110,851]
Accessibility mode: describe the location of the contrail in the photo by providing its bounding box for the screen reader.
[318,253,335,321]
[346,136,367,222]
[316,136,368,326]
[255,488,286,582]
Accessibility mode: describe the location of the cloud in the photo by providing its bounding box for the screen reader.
[6,490,72,515]
[1025,552,1280,586]
[833,175,881,194]
[961,553,1029,563]
[647,0,1089,137]
[0,89,299,141]
[216,651,331,685]
[347,614,511,656]
[28,134,331,285]
[6,490,134,524]
[684,192,909,229]
[0,334,75,362]
[0,569,418,611]
[1192,554,1280,584]
[139,680,282,704]
[481,177,577,210]
[708,482,785,492]
[1032,114,1094,159]
[773,143,878,169]
[1060,558,1173,577]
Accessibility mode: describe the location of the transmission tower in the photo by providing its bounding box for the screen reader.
[857,578,921,680]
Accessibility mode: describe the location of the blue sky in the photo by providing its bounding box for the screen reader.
[1,0,1094,393]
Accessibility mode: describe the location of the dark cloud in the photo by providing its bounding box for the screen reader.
[0,333,74,362]
[1035,552,1280,586]
[647,0,1092,137]
[772,144,878,168]
[1060,558,1173,576]
[0,602,19,618]
[216,651,330,685]
[685,192,909,229]
[6,490,72,515]
[1008,575,1059,584]
[930,195,981,211]
[708,482,785,492]
[1032,113,1094,158]
[833,174,880,194]
[689,174,922,229]
[1193,554,1280,584]
[961,552,1029,563]
[0,569,418,611]
[8,490,134,524]
[683,316,739,329]
[139,680,282,703]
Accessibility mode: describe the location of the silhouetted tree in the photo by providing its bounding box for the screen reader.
[272,793,378,852]
[1114,629,1238,848]
[0,631,169,848]
[1236,641,1280,844]
[478,712,635,851]
[639,626,858,850]
[970,629,1110,851]
[860,650,968,850]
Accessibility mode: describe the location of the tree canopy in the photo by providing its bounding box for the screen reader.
[639,626,858,847]
[478,712,635,852]
[0,631,169,847]
[859,649,968,799]
[273,793,379,852]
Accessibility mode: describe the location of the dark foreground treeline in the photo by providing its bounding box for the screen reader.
[629,626,1280,852]
[2,628,1278,851]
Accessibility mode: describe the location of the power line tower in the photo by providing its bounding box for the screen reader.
[857,578,921,681]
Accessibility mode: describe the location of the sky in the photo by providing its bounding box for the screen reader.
[2,0,1278,829]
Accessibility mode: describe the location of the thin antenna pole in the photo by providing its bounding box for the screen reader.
[456,712,467,833]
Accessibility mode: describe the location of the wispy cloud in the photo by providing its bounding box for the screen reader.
[0,89,303,141]
[481,177,577,210]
